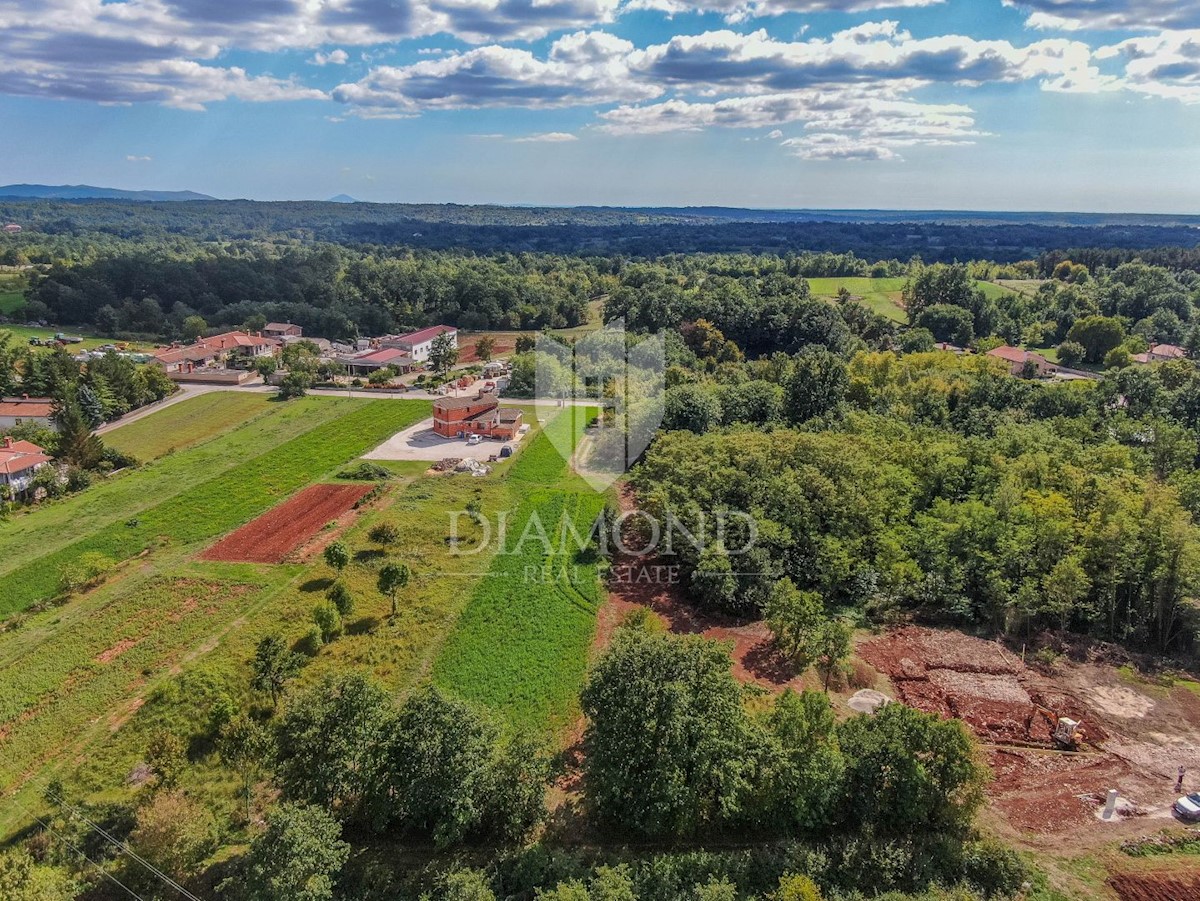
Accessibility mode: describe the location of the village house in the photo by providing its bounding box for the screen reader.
[337,346,413,377]
[0,396,56,431]
[383,325,457,364]
[0,437,51,497]
[1133,343,1187,364]
[263,322,303,339]
[986,345,1053,377]
[432,394,523,441]
[2,224,21,233]
[153,331,280,376]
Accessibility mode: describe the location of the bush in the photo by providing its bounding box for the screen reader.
[64,466,92,493]
[301,624,324,655]
[1055,340,1085,367]
[338,461,392,481]
[327,582,354,618]
[369,522,400,545]
[312,601,344,643]
[960,840,1027,898]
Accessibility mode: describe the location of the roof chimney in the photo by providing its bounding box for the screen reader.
[2,436,13,449]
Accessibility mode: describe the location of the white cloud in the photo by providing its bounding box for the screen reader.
[311,48,350,65]
[1096,30,1200,102]
[512,131,579,141]
[126,154,153,161]
[628,0,944,25]
[1005,0,1200,32]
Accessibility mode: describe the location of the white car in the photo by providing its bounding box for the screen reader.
[466,434,482,446]
[1174,792,1200,821]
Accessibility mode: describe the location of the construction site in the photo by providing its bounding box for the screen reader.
[857,627,1200,852]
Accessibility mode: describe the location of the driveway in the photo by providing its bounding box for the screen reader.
[361,417,527,462]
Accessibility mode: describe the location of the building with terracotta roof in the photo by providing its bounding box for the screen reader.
[384,325,457,363]
[263,322,303,339]
[0,397,56,431]
[1132,343,1188,365]
[338,346,413,377]
[432,394,523,440]
[985,345,1053,377]
[153,331,280,376]
[0,436,51,496]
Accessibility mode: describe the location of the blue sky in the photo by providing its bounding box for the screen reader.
[1,0,1199,210]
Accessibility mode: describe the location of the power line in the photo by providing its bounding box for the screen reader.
[29,811,147,901]
[44,789,207,901]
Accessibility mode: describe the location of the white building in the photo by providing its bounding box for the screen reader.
[384,325,457,364]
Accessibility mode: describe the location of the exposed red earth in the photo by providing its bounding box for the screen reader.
[201,484,373,564]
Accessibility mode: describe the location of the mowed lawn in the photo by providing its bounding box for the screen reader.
[806,277,908,322]
[432,489,606,735]
[0,397,431,616]
[105,391,273,460]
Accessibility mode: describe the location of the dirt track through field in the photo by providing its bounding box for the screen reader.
[200,484,372,564]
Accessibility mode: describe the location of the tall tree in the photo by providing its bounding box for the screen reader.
[378,561,410,617]
[238,803,350,901]
[251,634,302,709]
[429,332,459,376]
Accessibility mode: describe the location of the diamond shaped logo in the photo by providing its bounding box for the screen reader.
[533,319,664,491]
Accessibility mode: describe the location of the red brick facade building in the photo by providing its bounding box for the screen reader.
[433,395,523,440]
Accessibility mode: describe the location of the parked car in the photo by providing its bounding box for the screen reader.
[1174,793,1200,820]
[466,434,482,446]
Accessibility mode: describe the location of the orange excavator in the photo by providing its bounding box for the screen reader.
[1027,705,1087,751]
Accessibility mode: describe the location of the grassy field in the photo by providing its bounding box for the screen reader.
[0,398,431,616]
[0,324,155,353]
[433,489,606,734]
[806,277,908,322]
[0,274,24,315]
[104,391,273,460]
[0,399,612,839]
[806,276,1019,324]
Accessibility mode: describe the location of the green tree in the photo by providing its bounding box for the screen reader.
[145,729,187,791]
[1067,315,1125,364]
[323,540,349,574]
[277,370,312,399]
[813,619,852,693]
[220,713,273,821]
[444,869,497,901]
[773,874,824,901]
[274,674,391,818]
[312,600,344,643]
[0,848,77,901]
[327,581,354,618]
[126,791,218,886]
[663,384,723,434]
[51,396,104,469]
[475,335,496,363]
[836,703,986,836]
[378,561,410,617]
[1056,340,1085,367]
[757,690,844,832]
[251,634,303,708]
[1041,555,1091,630]
[764,578,826,670]
[369,522,400,546]
[239,803,350,901]
[429,332,460,376]
[581,628,757,837]
[785,346,848,424]
[916,304,975,346]
[181,315,207,342]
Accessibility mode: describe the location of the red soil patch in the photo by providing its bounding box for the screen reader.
[95,638,138,664]
[201,484,373,564]
[597,484,804,691]
[459,337,515,364]
[1110,871,1200,901]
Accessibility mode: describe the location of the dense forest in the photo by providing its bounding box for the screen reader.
[4,198,1200,261]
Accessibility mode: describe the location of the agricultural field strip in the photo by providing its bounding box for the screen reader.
[0,394,344,579]
[433,488,606,735]
[103,390,272,461]
[0,399,431,616]
[0,570,287,795]
[508,404,595,484]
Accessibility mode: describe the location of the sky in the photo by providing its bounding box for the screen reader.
[1,0,1199,211]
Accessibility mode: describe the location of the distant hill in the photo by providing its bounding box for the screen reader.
[0,184,214,202]
[328,194,359,203]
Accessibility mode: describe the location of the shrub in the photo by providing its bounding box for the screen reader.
[301,624,324,655]
[312,601,344,643]
[369,522,400,545]
[338,462,391,481]
[327,582,354,618]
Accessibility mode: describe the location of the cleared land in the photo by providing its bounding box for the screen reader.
[859,627,1200,850]
[201,483,373,563]
[1110,870,1200,901]
[0,397,431,615]
[104,391,273,460]
[806,276,908,322]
